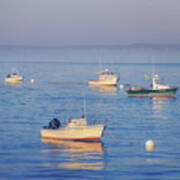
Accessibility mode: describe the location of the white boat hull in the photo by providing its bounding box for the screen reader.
[5,77,23,83]
[88,80,118,86]
[41,124,105,141]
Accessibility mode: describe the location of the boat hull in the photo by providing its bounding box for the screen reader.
[126,87,178,97]
[88,80,117,86]
[41,124,105,141]
[5,77,23,83]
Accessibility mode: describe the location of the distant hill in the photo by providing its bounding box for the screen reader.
[1,43,180,50]
[123,43,180,50]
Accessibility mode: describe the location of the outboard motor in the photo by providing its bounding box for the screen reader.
[43,118,61,129]
[51,118,61,129]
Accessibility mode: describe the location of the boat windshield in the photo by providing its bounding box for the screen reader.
[101,71,114,75]
[153,77,165,85]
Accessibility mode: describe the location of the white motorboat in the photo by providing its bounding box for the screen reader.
[5,73,23,83]
[41,117,106,141]
[88,69,119,86]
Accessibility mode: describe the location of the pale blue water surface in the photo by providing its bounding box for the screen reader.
[0,46,180,179]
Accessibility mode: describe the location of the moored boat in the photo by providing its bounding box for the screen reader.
[88,69,119,86]
[41,117,106,141]
[5,73,23,83]
[126,74,178,97]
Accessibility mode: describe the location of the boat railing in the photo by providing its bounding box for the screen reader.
[66,118,87,128]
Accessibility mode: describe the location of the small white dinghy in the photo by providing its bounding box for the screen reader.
[5,73,23,83]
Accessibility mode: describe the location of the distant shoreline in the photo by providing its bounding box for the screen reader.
[1,43,180,50]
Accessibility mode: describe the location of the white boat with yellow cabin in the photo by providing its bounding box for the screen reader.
[5,73,23,83]
[88,69,119,86]
[41,117,106,141]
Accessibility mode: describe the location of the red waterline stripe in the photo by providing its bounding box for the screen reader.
[149,94,175,98]
[42,136,101,141]
[127,94,175,98]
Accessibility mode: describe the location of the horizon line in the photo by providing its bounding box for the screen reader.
[1,43,180,48]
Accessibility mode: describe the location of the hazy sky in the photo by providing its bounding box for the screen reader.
[1,0,180,46]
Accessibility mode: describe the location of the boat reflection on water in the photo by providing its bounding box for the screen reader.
[89,84,117,94]
[41,138,105,170]
[152,97,167,119]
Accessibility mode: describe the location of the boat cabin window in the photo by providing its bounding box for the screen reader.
[154,78,165,85]
[102,71,114,75]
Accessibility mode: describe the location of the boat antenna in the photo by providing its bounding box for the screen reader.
[151,56,155,76]
[11,68,18,74]
[98,55,103,71]
[82,90,87,119]
[83,96,87,119]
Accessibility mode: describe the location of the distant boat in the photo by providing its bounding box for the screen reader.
[88,69,119,86]
[41,117,106,141]
[126,74,178,97]
[5,73,23,83]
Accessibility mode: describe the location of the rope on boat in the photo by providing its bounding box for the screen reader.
[106,129,121,144]
[106,129,134,146]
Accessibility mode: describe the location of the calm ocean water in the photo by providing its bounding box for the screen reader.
[0,46,180,179]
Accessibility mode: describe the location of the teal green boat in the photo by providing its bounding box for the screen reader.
[126,74,178,97]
